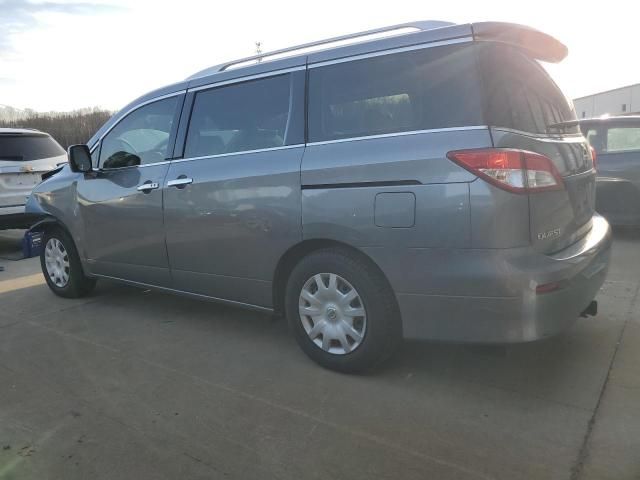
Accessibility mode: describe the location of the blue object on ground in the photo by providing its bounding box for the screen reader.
[22,231,44,258]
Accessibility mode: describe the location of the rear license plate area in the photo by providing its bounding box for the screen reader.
[2,173,42,187]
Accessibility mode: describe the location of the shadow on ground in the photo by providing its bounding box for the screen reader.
[0,230,26,261]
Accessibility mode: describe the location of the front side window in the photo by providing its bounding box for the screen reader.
[100,96,178,169]
[606,127,640,153]
[184,74,291,158]
[91,146,100,168]
[308,44,484,143]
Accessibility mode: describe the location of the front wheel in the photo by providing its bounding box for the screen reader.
[40,227,96,298]
[285,249,401,373]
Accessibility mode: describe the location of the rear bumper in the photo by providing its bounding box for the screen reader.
[380,214,612,342]
[0,205,26,216]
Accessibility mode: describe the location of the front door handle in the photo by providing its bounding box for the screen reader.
[167,177,193,188]
[137,182,159,192]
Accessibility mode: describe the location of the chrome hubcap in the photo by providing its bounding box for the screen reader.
[298,273,367,355]
[44,238,70,288]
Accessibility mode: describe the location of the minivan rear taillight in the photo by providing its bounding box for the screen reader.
[446,149,564,193]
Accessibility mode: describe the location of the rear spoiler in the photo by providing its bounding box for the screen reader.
[471,22,568,63]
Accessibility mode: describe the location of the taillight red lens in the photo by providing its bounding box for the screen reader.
[536,281,562,294]
[589,145,597,171]
[446,149,564,194]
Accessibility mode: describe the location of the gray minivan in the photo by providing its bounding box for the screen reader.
[27,21,612,372]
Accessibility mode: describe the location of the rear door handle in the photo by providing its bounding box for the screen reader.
[137,182,159,192]
[167,177,193,188]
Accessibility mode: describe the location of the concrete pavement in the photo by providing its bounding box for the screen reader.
[0,229,638,480]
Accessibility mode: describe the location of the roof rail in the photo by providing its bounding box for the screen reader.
[188,20,454,79]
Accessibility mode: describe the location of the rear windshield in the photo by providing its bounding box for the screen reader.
[478,43,579,135]
[308,44,484,142]
[0,134,65,161]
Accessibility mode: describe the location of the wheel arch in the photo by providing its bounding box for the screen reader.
[272,239,398,316]
[30,216,73,238]
[29,216,85,264]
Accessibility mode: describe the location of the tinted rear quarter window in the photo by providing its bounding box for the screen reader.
[0,134,65,161]
[478,43,578,135]
[308,44,484,142]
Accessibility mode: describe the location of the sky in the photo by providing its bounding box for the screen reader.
[0,0,638,112]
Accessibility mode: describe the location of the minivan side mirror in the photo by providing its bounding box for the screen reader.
[68,144,93,173]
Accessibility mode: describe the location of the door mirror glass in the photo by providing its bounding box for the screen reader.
[68,144,93,173]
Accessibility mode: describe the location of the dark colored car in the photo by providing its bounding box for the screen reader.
[580,116,640,226]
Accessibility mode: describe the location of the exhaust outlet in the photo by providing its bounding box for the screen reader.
[580,301,598,318]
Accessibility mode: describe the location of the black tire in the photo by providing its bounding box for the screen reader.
[285,248,402,373]
[40,227,96,298]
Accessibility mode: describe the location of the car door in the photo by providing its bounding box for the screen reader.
[163,72,305,308]
[78,94,184,286]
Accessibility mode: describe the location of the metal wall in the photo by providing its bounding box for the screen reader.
[574,84,640,118]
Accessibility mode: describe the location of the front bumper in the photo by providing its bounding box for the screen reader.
[382,214,612,342]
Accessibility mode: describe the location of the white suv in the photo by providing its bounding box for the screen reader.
[0,128,66,229]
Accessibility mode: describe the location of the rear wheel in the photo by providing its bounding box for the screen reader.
[40,227,96,298]
[285,249,401,373]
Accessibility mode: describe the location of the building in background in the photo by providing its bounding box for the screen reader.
[574,83,640,118]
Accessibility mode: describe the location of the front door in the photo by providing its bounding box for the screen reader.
[78,95,182,286]
[164,72,305,308]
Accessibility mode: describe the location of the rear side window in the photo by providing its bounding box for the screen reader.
[308,44,484,142]
[0,134,65,161]
[184,74,295,158]
[584,125,640,154]
[606,127,640,153]
[479,43,578,135]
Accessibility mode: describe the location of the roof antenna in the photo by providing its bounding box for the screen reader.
[255,41,263,63]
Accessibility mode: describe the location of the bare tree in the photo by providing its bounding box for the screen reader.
[0,108,113,149]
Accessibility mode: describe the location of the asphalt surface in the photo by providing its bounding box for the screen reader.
[0,228,638,480]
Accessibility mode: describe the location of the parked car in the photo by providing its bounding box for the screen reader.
[0,128,66,229]
[26,21,611,372]
[579,116,640,226]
